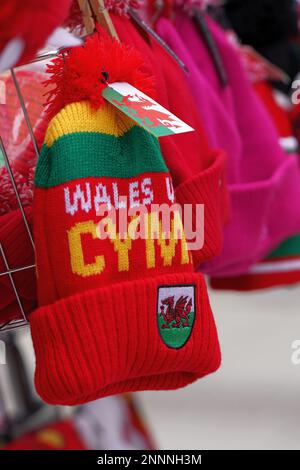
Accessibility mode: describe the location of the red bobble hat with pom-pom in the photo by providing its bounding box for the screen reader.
[30,30,221,405]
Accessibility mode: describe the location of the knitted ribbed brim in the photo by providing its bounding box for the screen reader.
[30,272,220,405]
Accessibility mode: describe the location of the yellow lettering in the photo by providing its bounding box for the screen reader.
[146,211,190,268]
[146,212,159,269]
[105,218,133,272]
[68,221,105,277]
[173,211,190,265]
[68,212,190,276]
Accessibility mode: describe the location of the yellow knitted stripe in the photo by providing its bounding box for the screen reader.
[44,101,136,148]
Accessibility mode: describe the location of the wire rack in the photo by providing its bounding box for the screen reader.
[0,49,68,333]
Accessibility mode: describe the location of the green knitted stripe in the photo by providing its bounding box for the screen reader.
[269,234,300,259]
[35,126,168,188]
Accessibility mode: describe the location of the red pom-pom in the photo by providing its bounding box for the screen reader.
[44,28,155,118]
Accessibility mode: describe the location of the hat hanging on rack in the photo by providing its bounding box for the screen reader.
[29,28,221,405]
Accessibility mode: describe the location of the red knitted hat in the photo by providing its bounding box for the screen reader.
[30,31,221,405]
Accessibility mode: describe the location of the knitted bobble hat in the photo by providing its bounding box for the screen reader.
[30,31,221,406]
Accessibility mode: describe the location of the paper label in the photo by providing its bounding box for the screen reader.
[102,82,194,137]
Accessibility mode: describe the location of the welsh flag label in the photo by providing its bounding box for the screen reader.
[103,82,194,138]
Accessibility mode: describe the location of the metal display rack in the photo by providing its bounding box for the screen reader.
[0,49,64,333]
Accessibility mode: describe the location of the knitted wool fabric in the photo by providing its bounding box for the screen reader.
[112,12,229,267]
[169,11,300,277]
[30,32,221,405]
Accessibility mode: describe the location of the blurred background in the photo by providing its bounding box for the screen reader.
[1,0,300,451]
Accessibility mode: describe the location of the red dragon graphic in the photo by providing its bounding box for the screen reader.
[112,94,182,129]
[160,295,192,329]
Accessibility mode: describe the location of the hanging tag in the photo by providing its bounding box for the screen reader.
[103,82,194,137]
[193,8,228,88]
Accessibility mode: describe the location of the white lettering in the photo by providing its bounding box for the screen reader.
[64,183,91,216]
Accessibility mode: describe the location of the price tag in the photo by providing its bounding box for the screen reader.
[103,82,194,138]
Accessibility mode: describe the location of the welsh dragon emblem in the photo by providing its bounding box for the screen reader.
[160,295,192,329]
[157,286,196,349]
